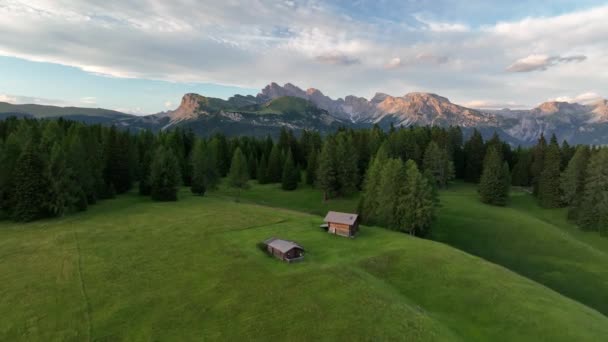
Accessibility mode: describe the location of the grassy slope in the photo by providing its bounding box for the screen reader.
[2,190,608,340]
[432,184,608,316]
[215,181,608,317]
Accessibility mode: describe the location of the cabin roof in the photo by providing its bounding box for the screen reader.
[264,238,304,253]
[324,211,359,225]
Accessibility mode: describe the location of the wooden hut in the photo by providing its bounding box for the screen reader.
[263,238,305,262]
[322,211,359,237]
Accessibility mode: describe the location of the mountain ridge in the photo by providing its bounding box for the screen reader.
[1,83,607,145]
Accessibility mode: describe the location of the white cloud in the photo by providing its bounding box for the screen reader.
[0,94,18,103]
[507,54,587,72]
[464,100,528,110]
[549,92,603,104]
[80,96,97,105]
[0,93,69,106]
[384,57,401,69]
[164,100,173,108]
[0,1,606,108]
[414,14,470,32]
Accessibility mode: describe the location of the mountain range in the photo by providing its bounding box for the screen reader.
[2,82,608,145]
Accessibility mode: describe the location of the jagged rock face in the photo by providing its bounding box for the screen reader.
[258,83,496,127]
[590,100,608,123]
[531,101,588,117]
[370,92,495,127]
[147,82,608,144]
[168,93,204,123]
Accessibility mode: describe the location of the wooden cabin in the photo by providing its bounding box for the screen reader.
[322,211,359,238]
[263,238,305,262]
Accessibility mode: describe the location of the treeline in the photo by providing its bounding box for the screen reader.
[1,117,606,236]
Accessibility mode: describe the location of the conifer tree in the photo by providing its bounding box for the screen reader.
[578,149,608,232]
[228,147,249,201]
[248,153,258,180]
[257,154,268,184]
[66,131,95,206]
[375,158,406,227]
[478,147,509,206]
[464,129,485,183]
[397,160,435,236]
[102,127,132,196]
[317,137,339,200]
[538,135,562,208]
[530,133,547,196]
[511,149,531,186]
[149,146,181,201]
[305,148,318,186]
[335,133,359,196]
[561,140,574,170]
[560,146,590,219]
[47,143,83,215]
[190,140,207,196]
[359,144,389,223]
[281,150,299,191]
[423,141,454,188]
[12,142,50,221]
[266,144,283,183]
[0,135,20,214]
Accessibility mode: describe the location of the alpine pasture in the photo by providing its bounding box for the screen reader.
[2,185,608,341]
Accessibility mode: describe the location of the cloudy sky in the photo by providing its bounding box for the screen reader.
[0,0,607,114]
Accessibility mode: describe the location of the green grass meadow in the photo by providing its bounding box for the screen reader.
[2,183,608,340]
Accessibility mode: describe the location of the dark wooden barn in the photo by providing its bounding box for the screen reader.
[263,238,305,262]
[322,211,359,238]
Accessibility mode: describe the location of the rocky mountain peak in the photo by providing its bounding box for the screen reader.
[370,92,389,103]
[533,101,587,116]
[168,93,204,122]
[403,92,451,103]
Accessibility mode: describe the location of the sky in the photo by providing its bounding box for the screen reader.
[0,0,607,114]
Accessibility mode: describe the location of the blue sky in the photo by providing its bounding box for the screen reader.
[0,0,607,113]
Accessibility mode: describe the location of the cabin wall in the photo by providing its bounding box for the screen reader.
[329,222,353,237]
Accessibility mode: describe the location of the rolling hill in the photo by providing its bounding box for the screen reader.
[2,186,607,340]
[213,181,608,319]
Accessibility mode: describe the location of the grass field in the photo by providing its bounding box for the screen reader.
[215,181,608,318]
[2,187,608,341]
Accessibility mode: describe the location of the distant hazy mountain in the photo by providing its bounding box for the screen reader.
[2,83,608,145]
[0,102,131,121]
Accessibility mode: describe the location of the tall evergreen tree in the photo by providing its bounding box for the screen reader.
[560,146,590,219]
[305,148,318,186]
[47,143,83,216]
[538,135,562,208]
[0,134,21,214]
[281,150,300,191]
[530,133,547,196]
[560,140,575,170]
[12,143,50,221]
[397,160,435,236]
[375,158,406,228]
[335,133,359,196]
[317,137,339,200]
[422,141,454,188]
[257,154,268,184]
[359,144,389,223]
[511,149,531,186]
[464,129,485,183]
[102,127,132,195]
[227,147,249,201]
[149,146,181,201]
[478,147,510,206]
[266,144,283,183]
[190,140,208,196]
[578,149,608,232]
